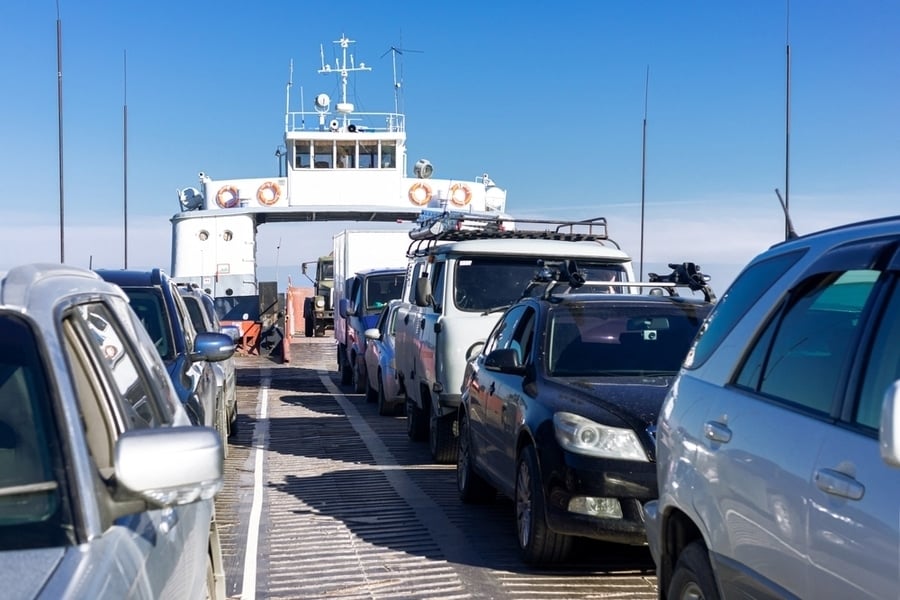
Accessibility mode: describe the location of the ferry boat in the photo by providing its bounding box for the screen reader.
[170,34,508,327]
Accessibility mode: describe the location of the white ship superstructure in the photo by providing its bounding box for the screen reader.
[171,34,507,316]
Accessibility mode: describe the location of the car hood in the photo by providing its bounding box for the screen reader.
[559,376,674,426]
[0,547,64,599]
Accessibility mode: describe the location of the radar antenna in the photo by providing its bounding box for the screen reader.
[319,35,371,128]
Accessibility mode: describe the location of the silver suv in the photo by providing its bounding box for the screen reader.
[645,216,900,599]
[0,264,226,599]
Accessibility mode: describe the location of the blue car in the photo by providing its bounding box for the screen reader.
[96,269,234,436]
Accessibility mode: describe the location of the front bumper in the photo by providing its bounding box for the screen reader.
[543,451,657,545]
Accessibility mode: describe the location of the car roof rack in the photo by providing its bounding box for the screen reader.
[523,260,716,303]
[405,211,621,257]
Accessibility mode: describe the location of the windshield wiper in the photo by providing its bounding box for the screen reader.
[481,303,513,316]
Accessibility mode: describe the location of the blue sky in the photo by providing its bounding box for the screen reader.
[1,1,898,291]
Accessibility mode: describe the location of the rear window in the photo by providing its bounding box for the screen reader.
[548,302,711,376]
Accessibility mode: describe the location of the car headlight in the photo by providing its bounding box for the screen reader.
[553,411,648,461]
[315,298,325,308]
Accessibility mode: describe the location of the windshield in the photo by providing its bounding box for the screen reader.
[548,303,710,377]
[0,314,72,550]
[454,257,629,312]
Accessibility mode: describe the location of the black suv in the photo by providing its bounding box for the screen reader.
[456,263,714,565]
[96,268,234,434]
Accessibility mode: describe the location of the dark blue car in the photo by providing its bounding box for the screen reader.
[96,269,234,433]
[456,264,714,565]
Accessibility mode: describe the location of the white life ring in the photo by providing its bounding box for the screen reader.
[257,181,281,206]
[215,185,239,208]
[408,182,432,206]
[449,183,472,207]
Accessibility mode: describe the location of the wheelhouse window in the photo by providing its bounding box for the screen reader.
[359,142,377,168]
[313,141,332,168]
[336,141,355,168]
[294,141,311,168]
[381,142,396,168]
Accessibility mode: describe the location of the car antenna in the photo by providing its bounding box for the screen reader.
[775,188,799,240]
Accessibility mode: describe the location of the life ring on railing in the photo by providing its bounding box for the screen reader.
[215,185,239,208]
[408,182,432,206]
[449,183,472,207]
[256,181,281,206]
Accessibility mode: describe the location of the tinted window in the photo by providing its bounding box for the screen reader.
[124,288,173,361]
[182,295,210,333]
[549,302,710,376]
[857,277,900,429]
[365,273,404,312]
[0,314,71,550]
[687,249,805,368]
[735,270,878,414]
[484,305,527,356]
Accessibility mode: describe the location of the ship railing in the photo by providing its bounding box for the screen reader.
[286,111,405,133]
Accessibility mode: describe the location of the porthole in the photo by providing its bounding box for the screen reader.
[198,230,209,241]
[223,230,233,242]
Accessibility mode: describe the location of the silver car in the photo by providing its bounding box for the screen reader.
[0,264,226,599]
[645,217,900,600]
[178,283,240,447]
[363,299,405,415]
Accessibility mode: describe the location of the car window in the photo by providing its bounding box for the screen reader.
[183,295,210,333]
[509,307,536,365]
[365,273,404,312]
[76,302,163,430]
[429,262,445,309]
[406,261,424,303]
[735,269,879,415]
[170,285,197,351]
[0,313,72,550]
[124,288,173,360]
[548,303,710,376]
[857,276,900,429]
[687,249,805,368]
[484,305,527,357]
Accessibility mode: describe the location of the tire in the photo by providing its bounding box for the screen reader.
[516,445,572,565]
[376,375,392,416]
[457,411,496,503]
[228,402,239,438]
[339,347,352,385]
[668,541,721,600]
[406,397,428,441]
[304,313,314,338]
[216,392,229,459]
[429,409,459,464]
[365,380,378,403]
[353,357,367,394]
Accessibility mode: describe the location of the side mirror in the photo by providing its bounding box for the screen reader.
[191,332,236,363]
[338,298,350,318]
[219,324,242,344]
[364,327,381,341]
[415,277,432,308]
[880,380,900,467]
[484,348,525,375]
[465,340,485,362]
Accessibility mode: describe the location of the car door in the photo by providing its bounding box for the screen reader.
[70,298,207,597]
[494,306,536,481]
[719,251,886,597]
[476,305,529,488]
[807,269,900,600]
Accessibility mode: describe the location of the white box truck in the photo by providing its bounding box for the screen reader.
[332,229,412,383]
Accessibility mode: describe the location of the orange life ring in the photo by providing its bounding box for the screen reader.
[449,183,472,207]
[215,185,239,208]
[408,182,432,206]
[257,181,281,206]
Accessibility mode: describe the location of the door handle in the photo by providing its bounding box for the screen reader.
[489,382,496,395]
[703,421,732,443]
[404,314,410,324]
[419,319,425,330]
[815,468,865,501]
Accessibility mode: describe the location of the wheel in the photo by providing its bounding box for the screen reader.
[339,347,352,385]
[216,393,229,459]
[365,380,378,403]
[516,445,572,564]
[304,314,314,337]
[406,397,427,441]
[228,402,239,438]
[668,541,721,600]
[353,357,367,394]
[376,375,392,415]
[457,411,496,503]
[429,409,459,464]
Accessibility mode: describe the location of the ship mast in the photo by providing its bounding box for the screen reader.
[319,35,371,128]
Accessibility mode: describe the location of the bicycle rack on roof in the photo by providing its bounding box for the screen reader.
[405,211,622,258]
[523,260,717,303]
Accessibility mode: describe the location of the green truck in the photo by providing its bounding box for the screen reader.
[301,254,334,337]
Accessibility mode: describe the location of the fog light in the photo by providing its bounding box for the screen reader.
[568,496,623,518]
